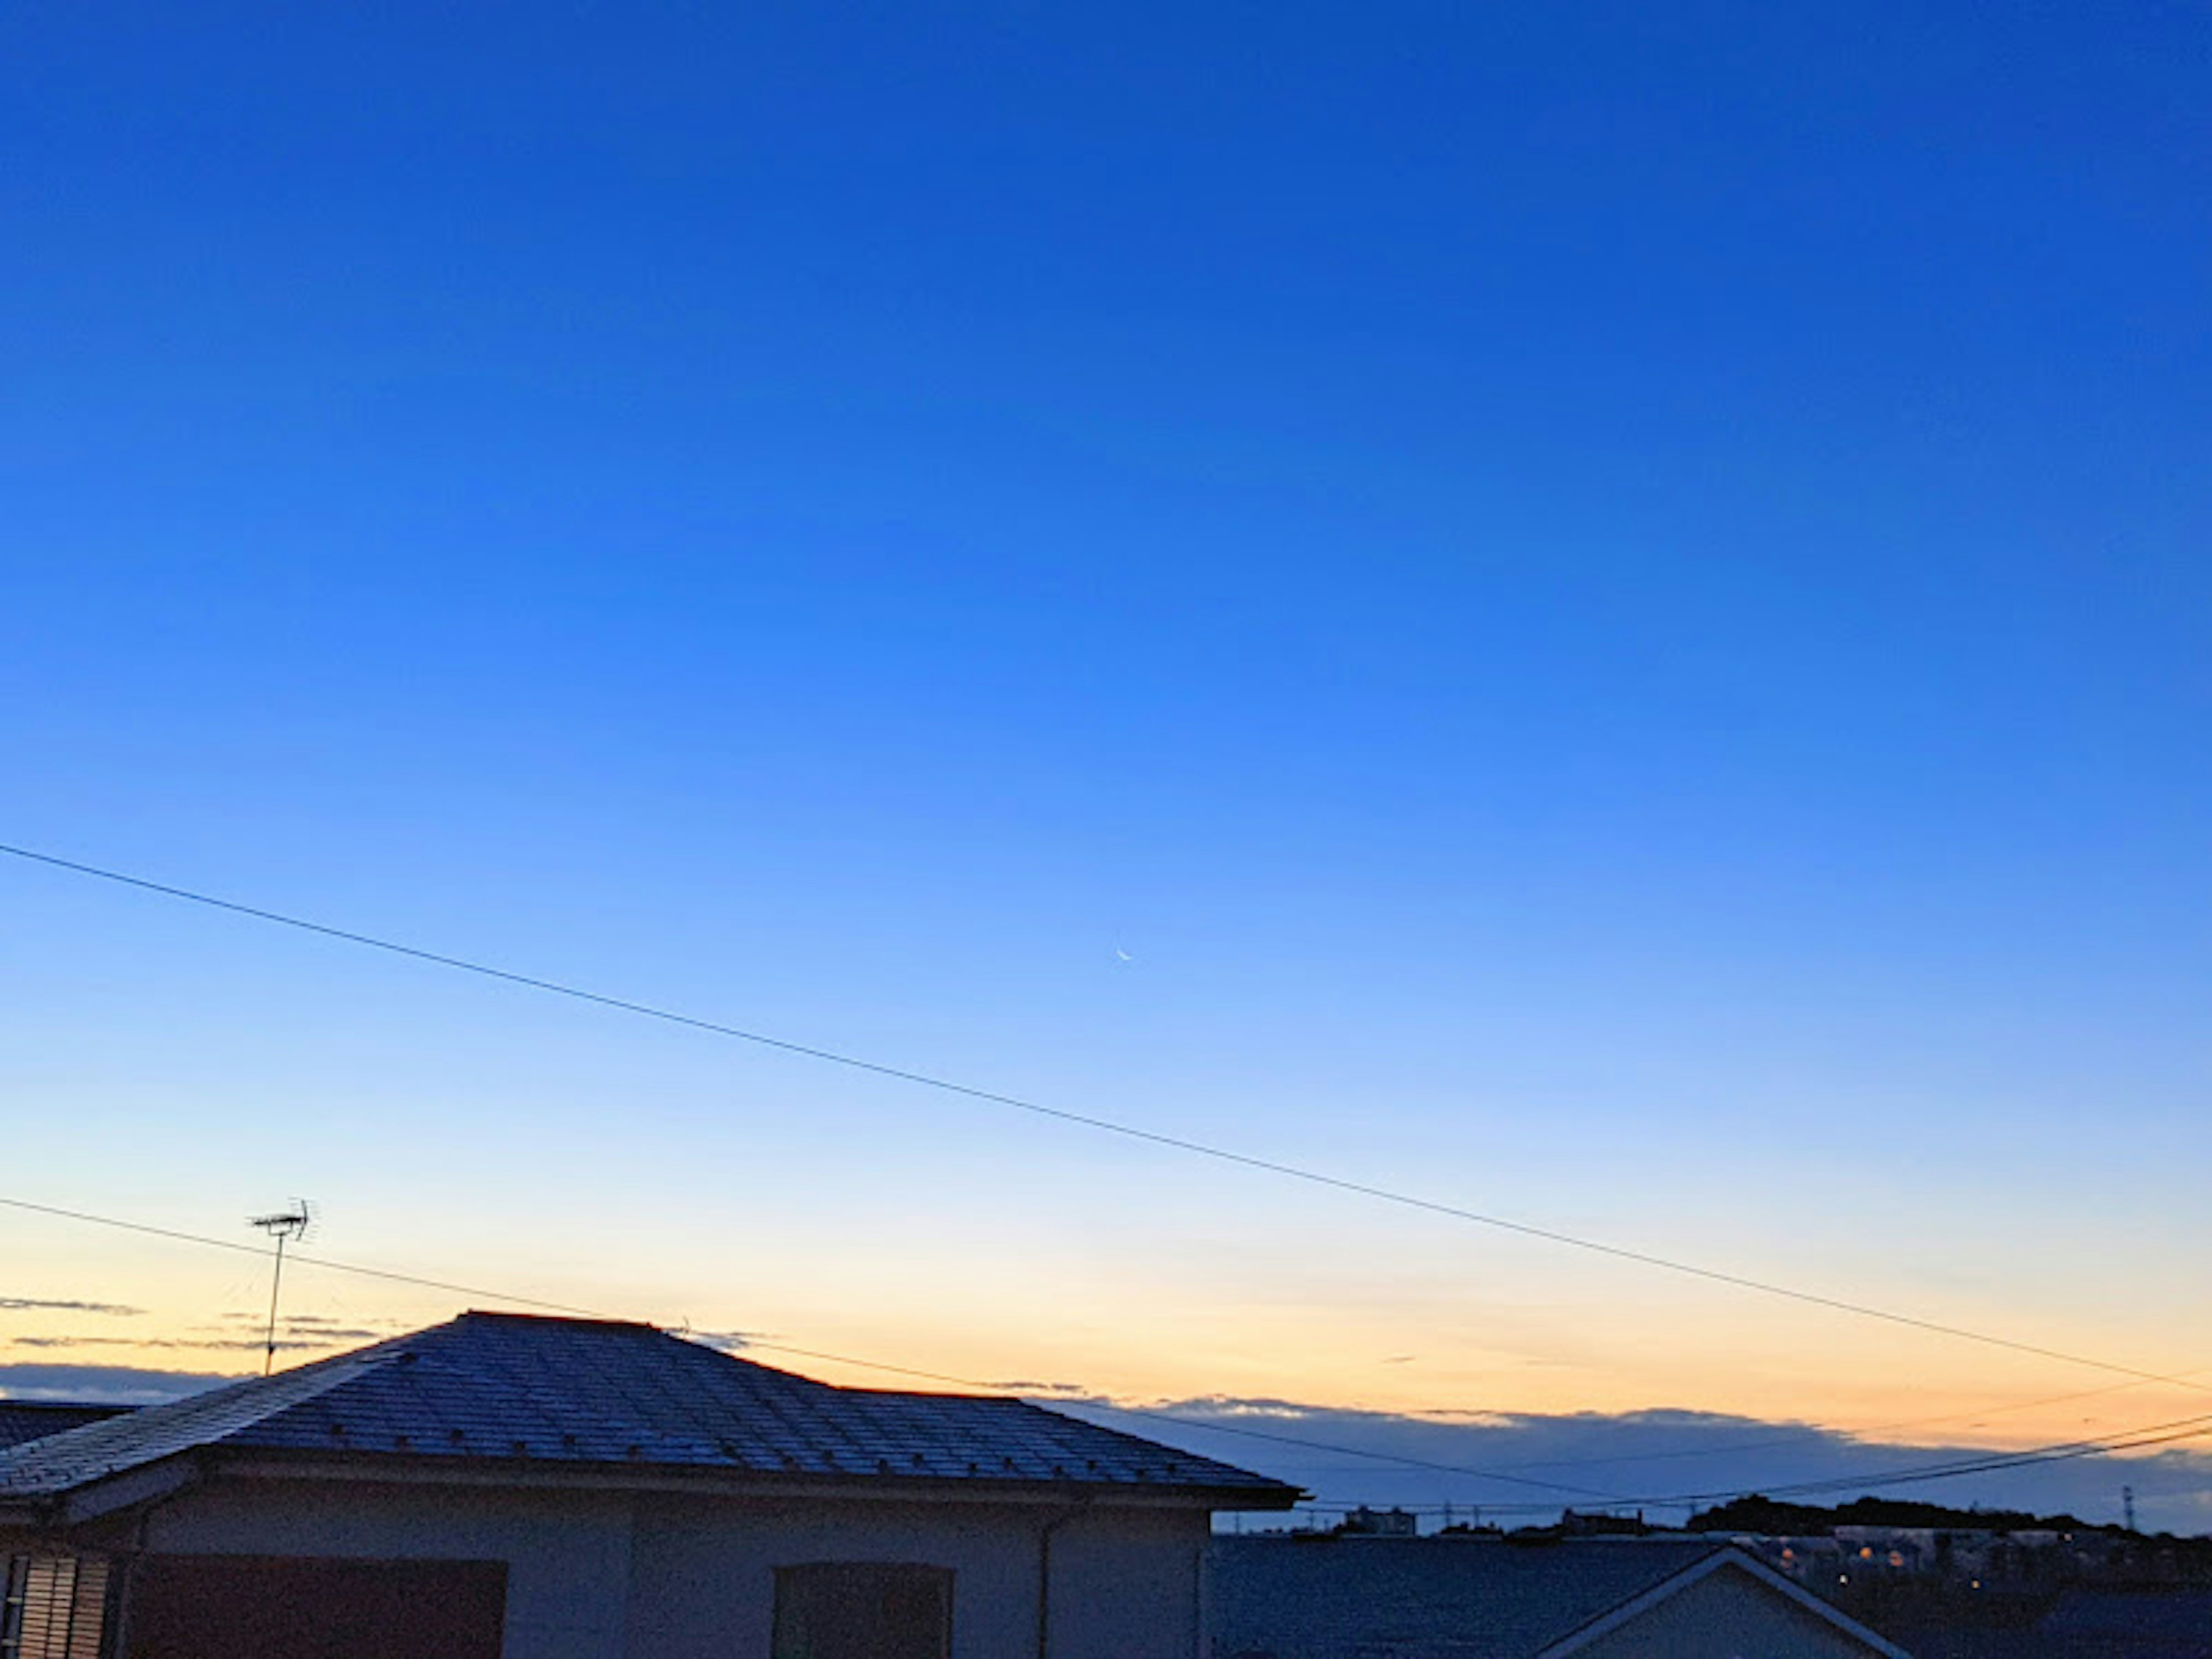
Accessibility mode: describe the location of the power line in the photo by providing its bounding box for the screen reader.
[3,839,2201,1396]
[1627,1411,2212,1512]
[1078,1400,2212,1517]
[17,1191,2191,1517]
[1480,1370,2212,1476]
[6,1191,2207,1518]
[1058,1400,1632,1502]
[0,1195,1016,1389]
[0,1195,614,1315]
[0,1194,1611,1502]
[1313,1414,2212,1518]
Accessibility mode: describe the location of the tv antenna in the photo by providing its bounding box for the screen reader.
[249,1200,316,1376]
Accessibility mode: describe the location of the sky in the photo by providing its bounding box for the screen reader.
[3,2,2209,1527]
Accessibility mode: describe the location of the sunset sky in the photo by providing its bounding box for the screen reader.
[4,2,2208,1526]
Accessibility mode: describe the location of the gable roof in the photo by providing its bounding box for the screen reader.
[1211,1535,1911,1659]
[1541,1547,1915,1658]
[0,1312,1296,1514]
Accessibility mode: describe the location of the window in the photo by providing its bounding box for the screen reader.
[772,1563,953,1659]
[0,1554,107,1659]
[123,1555,504,1659]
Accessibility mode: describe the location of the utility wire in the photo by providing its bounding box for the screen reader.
[1625,1411,2212,1511]
[1087,1402,2212,1517]
[1308,1414,2212,1517]
[0,1196,1007,1386]
[3,839,2202,1396]
[1481,1370,2212,1476]
[15,1188,2177,1488]
[0,1196,609,1316]
[5,1192,2205,1517]
[0,1195,1608,1500]
[1058,1399,1632,1502]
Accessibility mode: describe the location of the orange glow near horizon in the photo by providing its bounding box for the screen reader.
[7,1205,2205,1470]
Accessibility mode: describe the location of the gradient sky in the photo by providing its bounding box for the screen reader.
[3,2,2210,1520]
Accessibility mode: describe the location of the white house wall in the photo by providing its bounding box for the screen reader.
[132,1478,1213,1659]
[627,1491,1207,1659]
[138,1480,636,1659]
[1040,1503,1211,1659]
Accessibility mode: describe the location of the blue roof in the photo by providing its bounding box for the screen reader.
[0,1312,1294,1508]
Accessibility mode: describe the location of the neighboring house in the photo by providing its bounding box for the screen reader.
[1212,1533,1915,1659]
[0,1310,1297,1659]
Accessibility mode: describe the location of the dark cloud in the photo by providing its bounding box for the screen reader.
[1043,1397,2212,1535]
[6,1336,138,1349]
[0,1297,143,1316]
[7,1318,413,1362]
[0,1363,236,1404]
[7,1346,2203,1537]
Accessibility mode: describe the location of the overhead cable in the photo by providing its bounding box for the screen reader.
[2,840,2200,1394]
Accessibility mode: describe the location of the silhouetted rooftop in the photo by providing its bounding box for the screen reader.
[0,1311,1296,1508]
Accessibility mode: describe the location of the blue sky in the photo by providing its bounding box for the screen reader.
[3,2,2209,1521]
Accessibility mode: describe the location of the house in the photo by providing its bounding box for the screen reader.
[1211,1533,1915,1658]
[0,1310,1298,1658]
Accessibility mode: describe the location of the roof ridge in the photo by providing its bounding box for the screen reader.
[0,1313,1297,1508]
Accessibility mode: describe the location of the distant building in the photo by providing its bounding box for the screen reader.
[1744,1521,2179,1594]
[1340,1505,1419,1537]
[0,1310,1298,1658]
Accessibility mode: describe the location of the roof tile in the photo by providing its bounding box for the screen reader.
[0,1312,1294,1508]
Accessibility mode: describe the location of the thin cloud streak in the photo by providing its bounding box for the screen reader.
[8,1334,356,1354]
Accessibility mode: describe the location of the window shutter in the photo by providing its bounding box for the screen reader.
[0,1555,107,1659]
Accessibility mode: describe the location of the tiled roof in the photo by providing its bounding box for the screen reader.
[0,1403,132,1452]
[1213,1536,1780,1659]
[0,1312,1295,1507]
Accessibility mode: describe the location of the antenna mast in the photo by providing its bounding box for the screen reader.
[249,1200,315,1376]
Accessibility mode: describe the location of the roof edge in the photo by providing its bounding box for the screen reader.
[1538,1546,1915,1659]
[192,1448,1301,1509]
